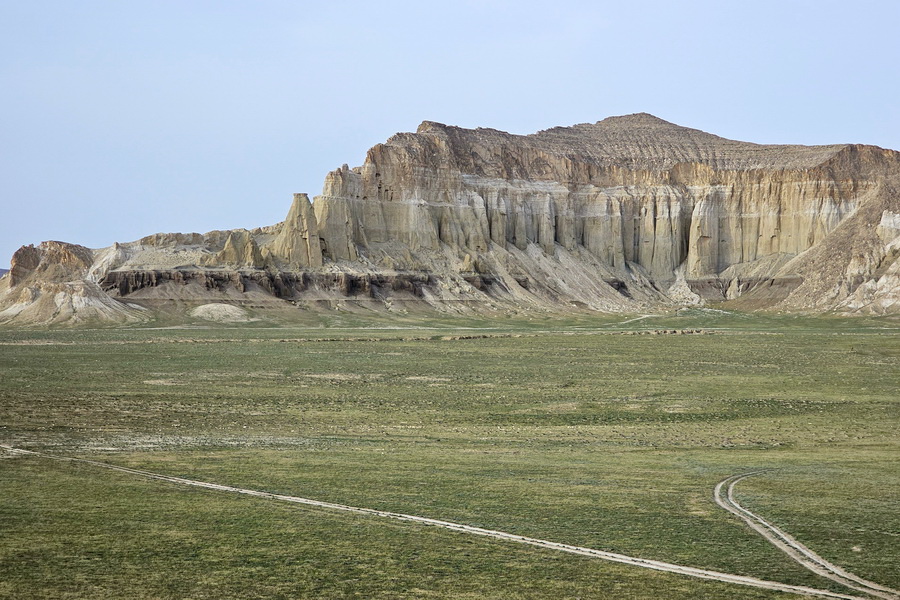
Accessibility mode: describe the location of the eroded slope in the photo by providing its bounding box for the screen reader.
[3,114,899,325]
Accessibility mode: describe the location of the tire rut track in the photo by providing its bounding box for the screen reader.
[1,445,867,599]
[714,472,899,600]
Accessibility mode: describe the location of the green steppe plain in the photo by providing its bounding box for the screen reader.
[1,311,898,599]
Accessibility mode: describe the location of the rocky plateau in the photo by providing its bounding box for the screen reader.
[3,113,900,326]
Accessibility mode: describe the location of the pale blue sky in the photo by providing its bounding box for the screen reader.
[2,0,898,267]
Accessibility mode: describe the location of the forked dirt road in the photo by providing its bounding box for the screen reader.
[0,445,885,600]
[715,473,899,600]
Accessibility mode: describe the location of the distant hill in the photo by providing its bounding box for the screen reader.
[0,268,8,277]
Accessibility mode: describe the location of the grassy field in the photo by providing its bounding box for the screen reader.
[1,311,898,599]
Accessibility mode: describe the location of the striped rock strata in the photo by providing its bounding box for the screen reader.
[2,114,899,325]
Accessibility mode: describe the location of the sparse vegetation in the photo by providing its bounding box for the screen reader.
[1,312,898,599]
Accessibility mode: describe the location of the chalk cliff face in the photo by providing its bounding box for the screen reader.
[310,114,899,311]
[2,114,899,325]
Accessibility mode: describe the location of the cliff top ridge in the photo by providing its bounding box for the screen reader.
[412,113,850,171]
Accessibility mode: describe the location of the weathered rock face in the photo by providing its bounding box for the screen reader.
[99,269,434,301]
[0,241,147,326]
[201,230,265,268]
[9,241,94,286]
[2,114,899,325]
[310,114,899,310]
[314,117,869,277]
[268,193,323,268]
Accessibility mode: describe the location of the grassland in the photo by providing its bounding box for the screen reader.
[1,311,898,599]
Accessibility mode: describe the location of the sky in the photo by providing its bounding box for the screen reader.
[2,0,899,268]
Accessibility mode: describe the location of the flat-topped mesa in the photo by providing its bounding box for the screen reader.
[412,113,850,172]
[3,114,900,326]
[312,115,888,290]
[529,113,850,171]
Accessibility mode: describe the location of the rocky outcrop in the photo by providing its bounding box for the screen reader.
[268,193,323,267]
[2,114,899,325]
[309,114,898,311]
[0,241,147,326]
[201,230,265,268]
[315,115,849,267]
[9,241,94,286]
[99,268,435,301]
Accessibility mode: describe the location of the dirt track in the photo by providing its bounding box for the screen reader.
[2,445,870,599]
[714,473,899,600]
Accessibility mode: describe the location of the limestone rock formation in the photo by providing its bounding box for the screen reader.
[268,193,323,268]
[308,114,899,312]
[201,230,265,268]
[9,241,94,286]
[2,113,899,325]
[0,241,147,326]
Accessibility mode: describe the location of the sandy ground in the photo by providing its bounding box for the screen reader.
[188,303,252,323]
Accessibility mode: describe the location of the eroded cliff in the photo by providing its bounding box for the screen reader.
[310,114,898,309]
[2,113,899,325]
